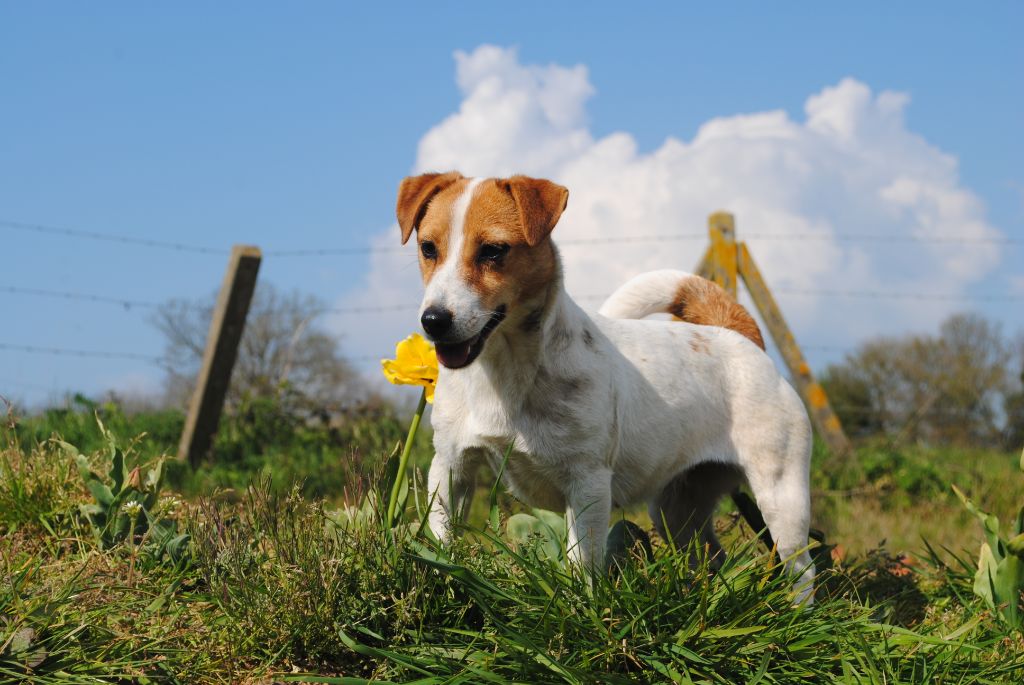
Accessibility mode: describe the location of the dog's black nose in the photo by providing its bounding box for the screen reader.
[421,306,454,338]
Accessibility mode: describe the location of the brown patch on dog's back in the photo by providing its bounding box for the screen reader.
[670,277,766,350]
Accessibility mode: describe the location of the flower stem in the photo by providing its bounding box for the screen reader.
[387,388,427,528]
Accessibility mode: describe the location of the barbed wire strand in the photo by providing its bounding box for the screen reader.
[264,234,711,256]
[770,288,1022,302]
[4,282,1021,315]
[0,342,166,365]
[4,218,1021,258]
[0,219,229,255]
[0,339,855,370]
[746,233,1023,245]
[0,285,161,309]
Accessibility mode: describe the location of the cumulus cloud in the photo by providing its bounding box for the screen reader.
[332,45,1004,372]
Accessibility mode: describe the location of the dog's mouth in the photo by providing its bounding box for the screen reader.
[434,306,507,370]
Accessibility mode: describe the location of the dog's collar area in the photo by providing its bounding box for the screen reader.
[435,305,507,369]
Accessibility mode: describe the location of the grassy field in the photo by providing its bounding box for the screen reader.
[2,401,1023,682]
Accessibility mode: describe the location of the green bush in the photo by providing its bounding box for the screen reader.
[815,442,947,501]
[15,394,184,458]
[13,392,435,503]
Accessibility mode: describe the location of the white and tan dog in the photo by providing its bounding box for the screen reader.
[396,172,815,601]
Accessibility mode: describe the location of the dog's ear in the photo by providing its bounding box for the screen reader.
[500,176,569,247]
[396,172,463,245]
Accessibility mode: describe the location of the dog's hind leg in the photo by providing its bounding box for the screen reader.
[742,444,816,604]
[648,463,743,568]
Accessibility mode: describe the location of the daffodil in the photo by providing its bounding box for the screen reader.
[381,333,437,529]
[381,333,438,403]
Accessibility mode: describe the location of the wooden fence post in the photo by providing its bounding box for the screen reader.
[177,245,262,466]
[707,212,738,298]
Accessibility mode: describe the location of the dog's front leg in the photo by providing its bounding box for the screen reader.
[427,451,477,545]
[565,469,613,575]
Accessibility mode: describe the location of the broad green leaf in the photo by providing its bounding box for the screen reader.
[993,552,1023,628]
[145,457,165,494]
[73,453,113,506]
[973,541,998,610]
[78,503,103,518]
[111,512,132,543]
[506,513,541,541]
[1008,531,1024,557]
[108,446,125,492]
[144,462,166,510]
[953,485,1001,551]
[8,627,34,654]
[163,533,191,562]
[533,508,566,533]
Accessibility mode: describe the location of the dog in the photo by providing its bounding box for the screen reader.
[395,172,815,601]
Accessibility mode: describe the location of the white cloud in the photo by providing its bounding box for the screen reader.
[333,45,1005,373]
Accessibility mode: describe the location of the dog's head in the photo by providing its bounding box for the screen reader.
[396,173,568,369]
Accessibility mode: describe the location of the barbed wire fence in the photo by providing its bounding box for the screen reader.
[2,216,1022,412]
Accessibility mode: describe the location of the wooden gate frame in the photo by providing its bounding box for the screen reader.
[695,212,851,456]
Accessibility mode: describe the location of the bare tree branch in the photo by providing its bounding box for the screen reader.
[150,283,365,412]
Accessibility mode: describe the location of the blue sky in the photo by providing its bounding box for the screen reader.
[1,2,1022,406]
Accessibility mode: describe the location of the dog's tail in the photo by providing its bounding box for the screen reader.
[598,269,766,350]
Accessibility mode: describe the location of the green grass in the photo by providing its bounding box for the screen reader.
[811,440,1023,556]
[3,407,1023,682]
[17,397,1018,556]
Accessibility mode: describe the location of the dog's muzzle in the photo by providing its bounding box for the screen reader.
[433,305,506,369]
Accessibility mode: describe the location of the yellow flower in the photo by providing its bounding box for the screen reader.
[381,333,438,403]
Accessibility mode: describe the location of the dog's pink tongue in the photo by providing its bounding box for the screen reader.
[435,340,472,368]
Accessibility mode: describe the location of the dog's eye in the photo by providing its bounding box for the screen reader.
[420,241,437,259]
[478,243,510,263]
